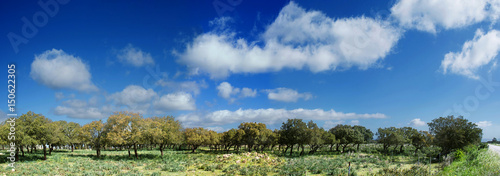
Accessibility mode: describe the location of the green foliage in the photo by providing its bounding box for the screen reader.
[377,165,431,176]
[377,127,404,152]
[428,115,482,154]
[453,149,465,161]
[184,127,211,152]
[440,148,500,176]
[2,111,493,175]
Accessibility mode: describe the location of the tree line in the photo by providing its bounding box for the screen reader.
[0,111,482,160]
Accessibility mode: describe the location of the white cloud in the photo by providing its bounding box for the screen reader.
[216,82,257,102]
[30,49,98,92]
[54,85,196,118]
[409,118,427,127]
[217,82,239,100]
[117,44,155,67]
[178,108,387,127]
[205,126,227,132]
[266,88,312,102]
[241,88,257,98]
[54,99,113,119]
[350,120,360,125]
[55,92,65,100]
[177,2,401,79]
[390,0,497,33]
[153,92,196,111]
[109,85,157,113]
[323,120,345,130]
[476,121,493,128]
[441,29,500,79]
[156,79,207,95]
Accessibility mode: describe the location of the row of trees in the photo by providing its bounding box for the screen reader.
[487,137,498,144]
[0,111,482,160]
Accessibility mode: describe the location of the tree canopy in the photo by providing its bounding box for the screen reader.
[428,115,482,154]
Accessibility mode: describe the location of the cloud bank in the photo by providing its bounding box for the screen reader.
[178,2,401,79]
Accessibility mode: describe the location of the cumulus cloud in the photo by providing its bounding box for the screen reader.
[241,88,258,98]
[216,82,257,102]
[54,99,113,119]
[30,49,98,92]
[178,108,387,127]
[476,121,493,128]
[177,2,401,79]
[117,44,155,67]
[266,88,312,102]
[108,85,157,114]
[441,29,500,79]
[153,92,196,111]
[391,0,499,33]
[55,85,196,119]
[409,118,427,127]
[217,82,239,99]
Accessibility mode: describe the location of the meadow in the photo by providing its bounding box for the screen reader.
[0,144,447,176]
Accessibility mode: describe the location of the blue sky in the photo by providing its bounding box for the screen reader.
[1,0,500,141]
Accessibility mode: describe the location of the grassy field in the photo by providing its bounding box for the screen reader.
[0,144,449,176]
[439,146,500,176]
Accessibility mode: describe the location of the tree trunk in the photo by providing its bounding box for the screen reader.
[399,145,404,153]
[336,143,340,151]
[289,144,294,156]
[21,145,25,157]
[43,145,47,160]
[128,146,131,157]
[357,144,360,151]
[192,145,197,153]
[49,144,53,155]
[300,145,305,156]
[15,147,19,161]
[134,144,138,159]
[342,144,347,153]
[160,144,164,156]
[71,144,74,152]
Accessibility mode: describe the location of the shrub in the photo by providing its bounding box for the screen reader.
[453,149,465,161]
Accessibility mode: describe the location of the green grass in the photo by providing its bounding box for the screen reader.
[0,144,447,175]
[439,147,500,176]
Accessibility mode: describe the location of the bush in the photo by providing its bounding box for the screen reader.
[453,149,465,161]
[478,143,488,149]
